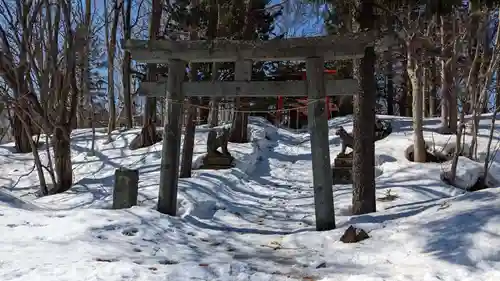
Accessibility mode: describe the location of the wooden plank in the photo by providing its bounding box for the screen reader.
[306,56,335,231]
[138,79,358,97]
[157,59,186,216]
[124,31,377,63]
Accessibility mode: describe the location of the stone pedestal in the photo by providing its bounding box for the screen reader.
[200,153,234,170]
[332,153,353,184]
[112,167,139,209]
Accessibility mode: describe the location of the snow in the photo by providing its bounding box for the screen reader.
[0,115,499,281]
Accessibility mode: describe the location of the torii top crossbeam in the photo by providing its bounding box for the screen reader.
[123,31,387,63]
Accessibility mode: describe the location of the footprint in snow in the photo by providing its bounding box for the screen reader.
[95,234,107,240]
[46,214,66,218]
[159,259,178,265]
[122,227,139,236]
[95,257,119,263]
[102,225,119,231]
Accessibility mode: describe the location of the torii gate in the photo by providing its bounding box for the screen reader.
[124,31,385,231]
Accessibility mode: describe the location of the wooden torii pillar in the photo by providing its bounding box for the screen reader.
[124,31,379,231]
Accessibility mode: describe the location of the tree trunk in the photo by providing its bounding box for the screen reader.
[143,0,162,130]
[352,0,376,215]
[180,98,197,178]
[406,84,413,117]
[60,0,81,194]
[408,52,426,163]
[90,94,96,154]
[9,1,36,153]
[429,56,437,116]
[470,10,500,160]
[50,127,72,194]
[385,50,394,115]
[399,55,410,116]
[422,63,428,118]
[477,15,500,184]
[466,8,483,157]
[480,96,499,188]
[78,0,92,130]
[21,117,48,195]
[480,14,493,114]
[180,0,201,178]
[497,63,500,110]
[122,0,133,129]
[449,101,466,184]
[105,0,121,140]
[122,53,133,128]
[130,0,162,149]
[12,110,32,153]
[439,15,453,132]
[448,17,458,133]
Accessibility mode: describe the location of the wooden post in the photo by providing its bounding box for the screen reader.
[112,167,139,209]
[306,56,336,231]
[230,59,253,142]
[157,59,186,216]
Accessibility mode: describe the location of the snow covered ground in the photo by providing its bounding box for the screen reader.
[0,115,499,281]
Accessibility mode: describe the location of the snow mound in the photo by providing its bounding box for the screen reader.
[445,156,500,190]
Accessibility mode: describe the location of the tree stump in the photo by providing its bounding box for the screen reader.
[112,167,139,209]
[332,153,353,184]
[129,123,162,150]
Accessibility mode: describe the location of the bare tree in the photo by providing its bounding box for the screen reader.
[0,1,39,153]
[351,0,377,215]
[0,0,87,194]
[471,10,500,184]
[407,34,427,162]
[121,0,134,129]
[104,0,122,140]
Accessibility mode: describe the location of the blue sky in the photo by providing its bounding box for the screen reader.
[270,0,326,37]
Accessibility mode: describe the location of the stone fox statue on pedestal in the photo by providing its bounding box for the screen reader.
[335,126,354,155]
[335,119,392,155]
[207,127,231,157]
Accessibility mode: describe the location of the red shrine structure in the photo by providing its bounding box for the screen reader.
[273,69,339,129]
